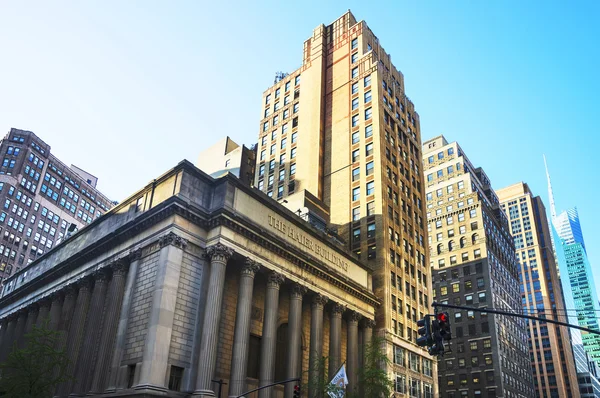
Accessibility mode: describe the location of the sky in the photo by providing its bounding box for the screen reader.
[0,1,598,287]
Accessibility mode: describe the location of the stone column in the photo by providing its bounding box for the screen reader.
[59,278,92,396]
[136,233,187,392]
[107,248,142,391]
[48,292,64,331]
[53,285,77,395]
[36,297,51,327]
[0,314,17,363]
[228,259,261,397]
[258,272,285,398]
[346,311,361,395]
[193,243,234,397]
[285,283,307,398]
[90,259,130,393]
[72,271,109,395]
[0,318,8,351]
[362,319,375,357]
[22,304,39,346]
[12,310,28,350]
[328,303,345,380]
[308,293,328,398]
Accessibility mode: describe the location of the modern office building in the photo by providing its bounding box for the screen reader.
[423,136,534,398]
[0,160,378,398]
[196,136,256,186]
[497,182,579,398]
[0,128,114,284]
[545,158,600,366]
[254,11,436,396]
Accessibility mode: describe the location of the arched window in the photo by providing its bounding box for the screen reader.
[460,237,466,248]
[448,240,455,252]
[472,233,479,245]
[437,244,443,255]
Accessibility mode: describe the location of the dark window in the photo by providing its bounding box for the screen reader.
[168,366,184,391]
[247,335,261,379]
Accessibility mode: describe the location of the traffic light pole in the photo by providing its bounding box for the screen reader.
[234,377,301,398]
[432,302,600,336]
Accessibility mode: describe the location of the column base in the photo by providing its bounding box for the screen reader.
[133,383,168,393]
[190,389,216,397]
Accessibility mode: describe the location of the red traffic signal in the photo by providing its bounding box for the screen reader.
[293,384,301,398]
[437,312,448,322]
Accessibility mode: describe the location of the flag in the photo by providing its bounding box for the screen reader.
[327,364,348,398]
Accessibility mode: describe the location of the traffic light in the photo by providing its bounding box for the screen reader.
[293,383,301,398]
[416,315,432,347]
[437,311,452,341]
[428,317,443,356]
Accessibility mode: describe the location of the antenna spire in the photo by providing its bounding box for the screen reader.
[544,154,557,220]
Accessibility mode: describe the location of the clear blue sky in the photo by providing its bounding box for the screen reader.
[1,1,598,289]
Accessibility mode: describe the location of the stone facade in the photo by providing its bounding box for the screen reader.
[0,160,377,398]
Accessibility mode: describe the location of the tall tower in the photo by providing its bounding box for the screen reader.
[544,158,600,368]
[497,182,579,398]
[422,136,534,398]
[255,11,436,396]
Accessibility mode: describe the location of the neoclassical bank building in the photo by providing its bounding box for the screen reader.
[0,161,377,397]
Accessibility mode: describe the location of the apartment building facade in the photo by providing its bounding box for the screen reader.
[254,11,436,397]
[0,128,113,283]
[423,136,534,398]
[497,182,579,398]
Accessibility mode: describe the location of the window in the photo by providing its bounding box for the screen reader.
[285,81,291,92]
[295,75,301,85]
[366,161,374,176]
[352,98,359,110]
[352,82,358,94]
[290,148,296,158]
[352,187,360,201]
[352,115,359,127]
[366,143,373,156]
[351,53,358,63]
[282,123,288,134]
[352,167,360,181]
[275,88,280,98]
[367,223,376,238]
[365,107,372,120]
[364,75,371,87]
[366,181,375,196]
[352,207,360,221]
[364,90,372,103]
[365,125,373,138]
[351,37,358,49]
[281,138,287,149]
[290,163,296,176]
[352,132,359,144]
[352,67,358,79]
[352,149,359,162]
[168,366,183,391]
[367,245,376,259]
[367,201,375,216]
[279,169,285,182]
[291,132,297,143]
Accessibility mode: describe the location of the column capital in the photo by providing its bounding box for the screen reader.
[63,284,78,299]
[129,247,143,261]
[205,243,234,263]
[76,276,94,291]
[362,318,376,329]
[159,232,188,249]
[290,283,308,299]
[330,302,346,316]
[267,271,285,288]
[348,311,362,323]
[37,296,52,310]
[93,269,110,284]
[311,293,329,308]
[242,258,261,277]
[111,259,129,277]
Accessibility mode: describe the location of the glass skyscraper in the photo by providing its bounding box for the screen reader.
[545,156,600,367]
